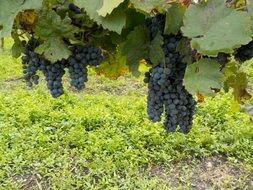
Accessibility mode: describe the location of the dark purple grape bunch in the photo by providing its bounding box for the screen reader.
[67,44,103,90]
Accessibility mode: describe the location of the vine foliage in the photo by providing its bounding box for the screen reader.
[0,0,252,101]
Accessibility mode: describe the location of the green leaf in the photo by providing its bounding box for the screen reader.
[12,40,24,58]
[125,8,145,30]
[130,0,168,13]
[74,0,127,33]
[181,0,253,56]
[149,33,165,66]
[224,62,252,101]
[35,37,71,63]
[11,33,25,58]
[184,58,223,95]
[122,26,150,76]
[0,0,43,38]
[224,62,238,81]
[164,3,186,35]
[97,0,125,17]
[177,37,195,64]
[34,10,79,39]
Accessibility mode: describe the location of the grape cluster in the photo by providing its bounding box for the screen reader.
[22,38,41,87]
[163,82,196,133]
[22,42,66,97]
[235,41,253,62]
[21,38,103,97]
[144,15,196,133]
[68,45,103,90]
[41,60,66,98]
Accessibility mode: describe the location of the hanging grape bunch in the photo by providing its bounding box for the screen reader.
[21,38,104,98]
[68,45,103,90]
[144,14,196,133]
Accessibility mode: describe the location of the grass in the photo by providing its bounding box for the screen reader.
[0,38,253,189]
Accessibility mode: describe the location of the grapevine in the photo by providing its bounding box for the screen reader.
[0,0,252,133]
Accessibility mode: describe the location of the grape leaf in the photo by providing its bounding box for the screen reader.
[149,33,165,66]
[184,58,223,95]
[0,0,42,38]
[164,3,186,35]
[224,62,238,81]
[181,0,253,56]
[34,10,78,62]
[96,48,128,79]
[125,8,146,30]
[122,26,150,76]
[12,40,24,58]
[97,0,125,17]
[11,33,25,58]
[224,62,252,101]
[177,37,195,64]
[74,0,127,33]
[130,0,169,13]
[34,10,79,39]
[35,37,70,63]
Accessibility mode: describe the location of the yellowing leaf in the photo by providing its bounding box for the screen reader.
[224,62,252,102]
[96,49,128,79]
